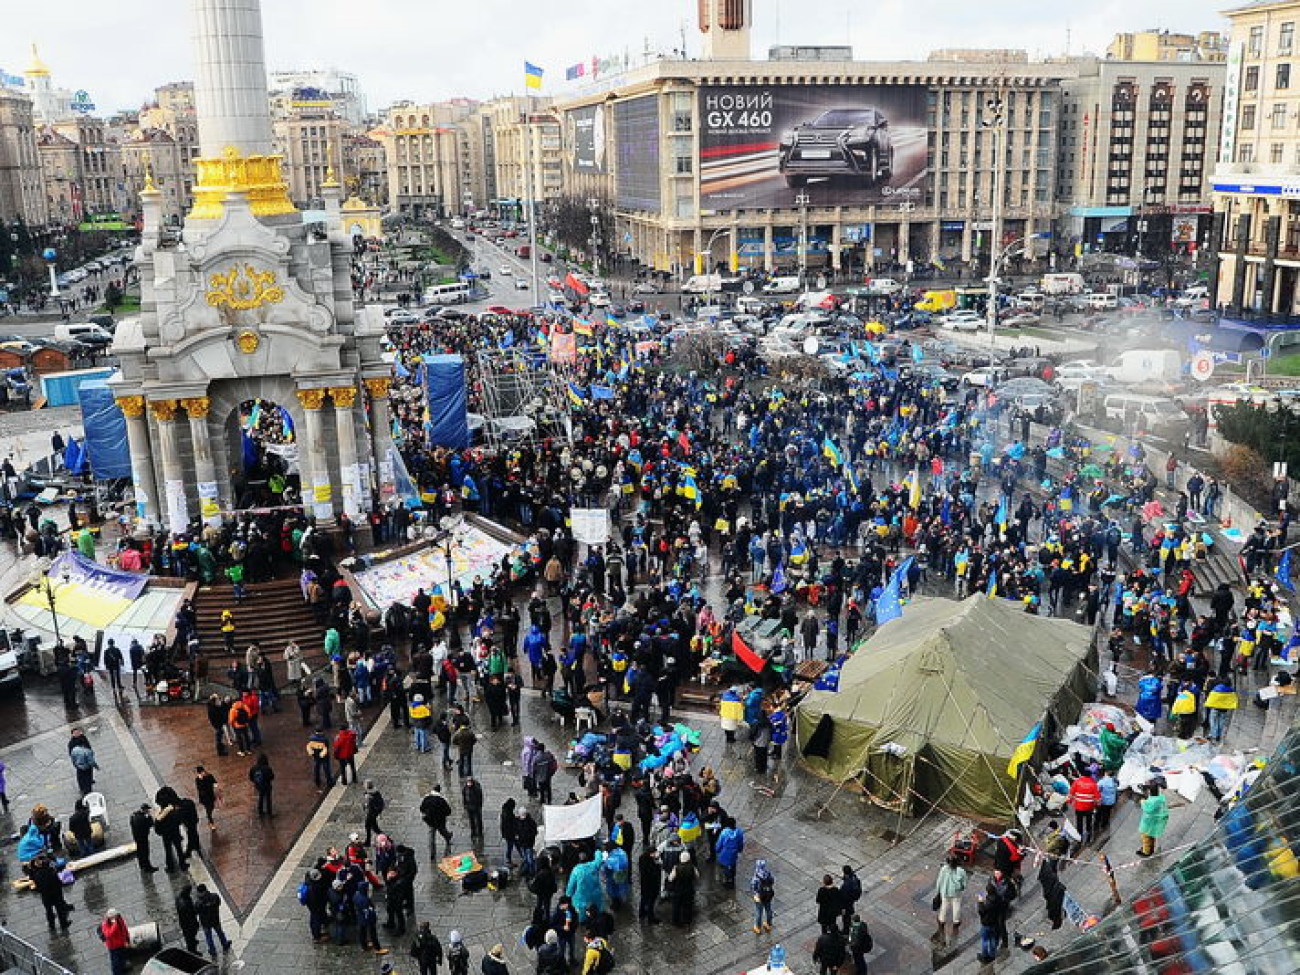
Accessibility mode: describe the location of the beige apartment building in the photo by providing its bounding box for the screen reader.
[272,98,346,208]
[1056,56,1224,254]
[1212,0,1300,318]
[477,97,562,215]
[1107,30,1227,62]
[119,127,189,226]
[0,88,48,228]
[372,100,480,219]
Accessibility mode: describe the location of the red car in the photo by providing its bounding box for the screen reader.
[487,305,514,315]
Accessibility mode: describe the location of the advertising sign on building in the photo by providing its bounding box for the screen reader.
[1171,215,1198,244]
[567,104,608,174]
[615,96,660,212]
[698,84,928,209]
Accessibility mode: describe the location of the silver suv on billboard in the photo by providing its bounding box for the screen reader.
[777,107,894,188]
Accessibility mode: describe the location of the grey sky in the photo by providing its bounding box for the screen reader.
[1,0,1232,115]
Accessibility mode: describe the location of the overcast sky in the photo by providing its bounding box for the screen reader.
[1,0,1232,115]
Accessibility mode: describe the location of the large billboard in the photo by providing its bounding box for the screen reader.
[699,84,929,209]
[615,96,661,212]
[567,104,609,174]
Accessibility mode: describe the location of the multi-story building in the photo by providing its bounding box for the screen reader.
[1211,0,1300,318]
[119,128,188,226]
[477,97,562,217]
[371,100,481,219]
[49,117,126,217]
[0,88,48,228]
[21,44,73,124]
[269,69,368,127]
[553,10,1069,278]
[343,132,387,206]
[271,98,346,209]
[1056,56,1224,255]
[1107,29,1228,62]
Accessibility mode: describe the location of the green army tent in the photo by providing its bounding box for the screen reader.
[796,595,1098,822]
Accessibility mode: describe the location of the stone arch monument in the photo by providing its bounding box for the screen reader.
[110,0,394,532]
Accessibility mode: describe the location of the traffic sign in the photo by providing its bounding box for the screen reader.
[1260,346,1273,359]
[1191,351,1215,382]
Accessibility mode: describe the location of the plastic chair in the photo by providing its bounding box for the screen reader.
[84,791,109,829]
[574,706,597,733]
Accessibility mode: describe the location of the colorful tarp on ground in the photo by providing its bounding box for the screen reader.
[796,595,1098,821]
[350,520,513,609]
[18,550,150,627]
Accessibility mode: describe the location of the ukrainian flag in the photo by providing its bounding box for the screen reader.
[566,382,586,407]
[524,62,544,90]
[996,495,1009,531]
[908,469,922,510]
[680,473,701,507]
[845,464,858,493]
[789,534,809,565]
[1006,722,1041,778]
[822,437,844,467]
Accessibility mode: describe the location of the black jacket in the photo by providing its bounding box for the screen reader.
[420,792,452,827]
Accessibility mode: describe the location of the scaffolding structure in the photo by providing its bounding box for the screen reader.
[470,347,573,452]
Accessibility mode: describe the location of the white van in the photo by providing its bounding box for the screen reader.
[683,274,723,294]
[762,276,802,295]
[1041,273,1085,295]
[1102,394,1187,433]
[54,322,114,346]
[866,278,902,295]
[1085,292,1118,311]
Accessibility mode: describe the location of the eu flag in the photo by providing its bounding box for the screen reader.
[1279,548,1297,594]
[875,556,914,625]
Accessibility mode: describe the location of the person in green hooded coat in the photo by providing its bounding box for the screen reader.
[195,545,217,585]
[1099,723,1128,773]
[1137,783,1170,857]
[76,527,97,561]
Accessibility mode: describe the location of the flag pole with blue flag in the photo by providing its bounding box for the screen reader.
[874,556,914,625]
[1006,721,1041,778]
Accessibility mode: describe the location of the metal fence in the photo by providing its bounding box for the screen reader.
[0,926,77,975]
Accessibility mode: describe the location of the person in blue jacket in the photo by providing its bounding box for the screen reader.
[565,849,606,919]
[743,686,765,726]
[714,816,745,889]
[769,703,790,761]
[1135,670,1163,724]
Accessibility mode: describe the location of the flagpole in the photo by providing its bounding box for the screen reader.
[526,102,542,302]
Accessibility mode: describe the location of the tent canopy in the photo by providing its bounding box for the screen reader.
[796,595,1097,822]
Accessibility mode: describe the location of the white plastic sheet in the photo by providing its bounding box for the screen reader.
[542,794,602,842]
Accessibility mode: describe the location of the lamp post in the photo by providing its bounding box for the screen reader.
[32,563,70,650]
[987,233,1050,344]
[981,95,1005,341]
[701,227,733,309]
[587,197,603,279]
[434,515,460,611]
[794,190,811,283]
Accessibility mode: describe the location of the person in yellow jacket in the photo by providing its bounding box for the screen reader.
[581,932,614,974]
[719,686,745,743]
[408,694,432,753]
[1203,678,1238,743]
[1170,683,1198,739]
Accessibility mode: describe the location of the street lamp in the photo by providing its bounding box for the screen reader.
[429,514,461,611]
[986,233,1050,344]
[29,560,71,651]
[794,190,811,282]
[701,227,733,309]
[981,95,1005,339]
[587,197,603,279]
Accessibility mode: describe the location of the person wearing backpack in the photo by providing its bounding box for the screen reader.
[750,859,775,933]
[838,864,862,935]
[847,913,874,975]
[363,780,386,845]
[194,883,232,957]
[446,929,470,975]
[581,932,615,974]
[409,920,443,974]
[420,785,454,861]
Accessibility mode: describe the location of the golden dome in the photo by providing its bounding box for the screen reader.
[26,43,50,78]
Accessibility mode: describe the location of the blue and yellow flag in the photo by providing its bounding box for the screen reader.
[996,494,1009,531]
[1006,722,1041,778]
[908,469,922,510]
[822,437,844,467]
[679,473,702,508]
[524,62,544,90]
[566,382,586,407]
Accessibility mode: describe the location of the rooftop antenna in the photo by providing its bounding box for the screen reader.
[680,20,687,59]
[1065,25,1072,56]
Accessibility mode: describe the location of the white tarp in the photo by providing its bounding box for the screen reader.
[570,508,611,545]
[542,794,602,842]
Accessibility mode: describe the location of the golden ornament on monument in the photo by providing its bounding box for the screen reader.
[235,329,260,354]
[206,264,285,311]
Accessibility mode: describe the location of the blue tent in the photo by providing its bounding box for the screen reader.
[422,354,470,449]
[76,380,131,480]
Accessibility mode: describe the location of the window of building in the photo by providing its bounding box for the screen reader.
[1242,104,1257,130]
[1239,143,1255,162]
[1282,21,1295,54]
[1279,63,1292,90]
[1273,103,1290,129]
[1273,142,1286,163]
[674,155,693,175]
[1250,25,1265,55]
[1246,66,1260,91]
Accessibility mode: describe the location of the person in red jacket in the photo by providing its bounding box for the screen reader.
[333,727,359,785]
[1068,769,1101,845]
[98,908,131,975]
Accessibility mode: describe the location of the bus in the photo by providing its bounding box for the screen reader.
[423,282,472,305]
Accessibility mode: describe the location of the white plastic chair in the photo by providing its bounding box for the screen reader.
[574,706,597,733]
[84,791,109,829]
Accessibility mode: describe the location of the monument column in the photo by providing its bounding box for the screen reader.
[329,386,363,519]
[116,395,162,525]
[149,399,188,533]
[181,396,221,526]
[364,377,396,504]
[295,387,335,524]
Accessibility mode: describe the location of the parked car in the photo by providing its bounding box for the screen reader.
[1001,312,1040,328]
[514,278,531,291]
[632,281,660,294]
[938,310,982,331]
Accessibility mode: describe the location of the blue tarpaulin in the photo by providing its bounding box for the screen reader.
[422,354,469,449]
[76,379,131,480]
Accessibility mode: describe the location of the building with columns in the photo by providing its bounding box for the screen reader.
[0,87,49,228]
[109,0,393,533]
[1211,0,1300,318]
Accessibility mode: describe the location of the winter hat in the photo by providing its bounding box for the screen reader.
[679,852,691,864]
[449,930,463,944]
[413,694,425,703]
[545,929,558,944]
[489,945,505,959]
